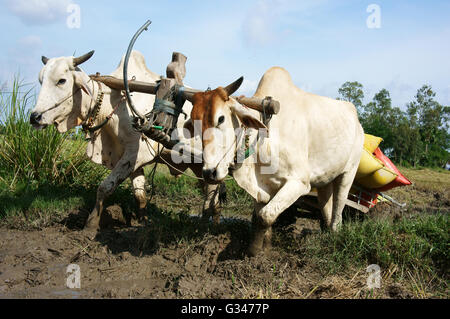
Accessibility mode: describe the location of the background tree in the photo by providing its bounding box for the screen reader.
[336,82,449,168]
[361,88,400,155]
[337,81,365,119]
[406,85,449,167]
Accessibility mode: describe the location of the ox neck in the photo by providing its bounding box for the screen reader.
[83,81,103,121]
[230,122,269,174]
[80,77,127,139]
[230,126,254,169]
[79,78,111,137]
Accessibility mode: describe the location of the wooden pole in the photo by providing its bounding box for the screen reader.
[90,75,281,115]
[89,74,158,94]
[233,95,280,115]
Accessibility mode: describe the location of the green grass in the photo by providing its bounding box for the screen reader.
[297,213,449,294]
[0,77,108,189]
[0,184,89,216]
[150,166,203,199]
[0,76,109,225]
[145,164,253,216]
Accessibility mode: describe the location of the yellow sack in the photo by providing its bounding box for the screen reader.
[364,134,383,153]
[356,166,398,189]
[355,148,384,179]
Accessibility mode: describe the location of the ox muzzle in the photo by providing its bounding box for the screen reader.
[202,168,220,184]
[30,112,42,126]
[29,111,47,129]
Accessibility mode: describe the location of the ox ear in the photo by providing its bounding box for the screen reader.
[73,72,93,97]
[230,102,267,130]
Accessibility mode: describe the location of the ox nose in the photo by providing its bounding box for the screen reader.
[30,112,42,125]
[202,169,218,183]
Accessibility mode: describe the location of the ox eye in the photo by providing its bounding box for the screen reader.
[57,79,66,85]
[217,115,225,126]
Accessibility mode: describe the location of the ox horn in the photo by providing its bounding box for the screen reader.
[224,76,244,97]
[41,56,49,65]
[73,50,95,66]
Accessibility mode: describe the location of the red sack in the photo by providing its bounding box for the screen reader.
[373,148,412,192]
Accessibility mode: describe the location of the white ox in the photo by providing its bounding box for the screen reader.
[30,50,222,231]
[186,67,364,256]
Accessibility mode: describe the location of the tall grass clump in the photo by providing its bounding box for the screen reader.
[302,214,449,282]
[0,77,107,190]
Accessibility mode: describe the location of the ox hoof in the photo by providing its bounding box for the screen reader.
[263,240,272,252]
[248,241,272,257]
[82,225,99,240]
[247,245,264,257]
[84,216,100,233]
[247,237,265,257]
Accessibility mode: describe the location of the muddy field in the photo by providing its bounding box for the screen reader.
[0,168,448,299]
[0,208,419,299]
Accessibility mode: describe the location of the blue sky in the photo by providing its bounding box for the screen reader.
[1,0,449,109]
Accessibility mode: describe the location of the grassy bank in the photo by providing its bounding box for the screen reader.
[301,214,448,297]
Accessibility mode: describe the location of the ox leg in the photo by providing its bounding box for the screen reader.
[167,160,223,224]
[258,204,275,250]
[201,183,223,225]
[85,158,136,232]
[249,180,310,257]
[249,202,266,256]
[317,184,333,230]
[131,168,148,224]
[330,168,358,232]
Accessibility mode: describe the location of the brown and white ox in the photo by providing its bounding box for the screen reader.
[30,50,222,232]
[186,66,364,256]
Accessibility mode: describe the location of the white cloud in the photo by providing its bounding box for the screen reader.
[242,0,277,46]
[4,0,73,26]
[241,0,329,47]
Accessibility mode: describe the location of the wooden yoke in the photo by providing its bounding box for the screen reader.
[166,52,186,85]
[89,51,281,146]
[156,52,186,100]
[234,95,280,116]
[139,52,189,148]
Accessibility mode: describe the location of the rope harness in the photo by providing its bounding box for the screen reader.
[152,84,186,118]
[81,79,126,140]
[81,81,104,133]
[39,87,82,116]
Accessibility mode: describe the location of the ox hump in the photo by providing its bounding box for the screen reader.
[255,66,295,98]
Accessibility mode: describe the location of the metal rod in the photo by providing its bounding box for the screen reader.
[379,192,407,208]
[123,19,152,121]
